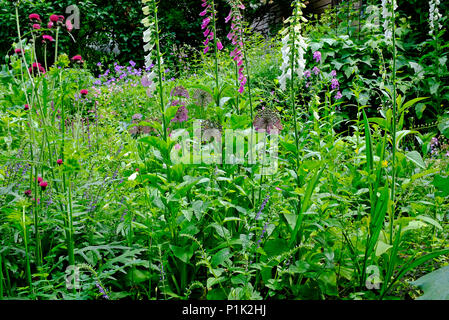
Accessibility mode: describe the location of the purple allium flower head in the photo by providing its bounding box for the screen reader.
[170,86,190,99]
[171,106,188,123]
[253,108,283,134]
[313,51,321,63]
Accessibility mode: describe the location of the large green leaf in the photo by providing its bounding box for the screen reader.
[432,175,449,196]
[411,266,449,300]
[405,151,426,169]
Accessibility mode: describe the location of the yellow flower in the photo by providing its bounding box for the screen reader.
[382,160,388,168]
[355,148,359,154]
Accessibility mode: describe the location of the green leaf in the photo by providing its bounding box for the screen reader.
[211,248,231,268]
[169,244,194,263]
[437,117,449,138]
[411,266,449,300]
[405,151,426,169]
[432,175,449,196]
[375,240,393,257]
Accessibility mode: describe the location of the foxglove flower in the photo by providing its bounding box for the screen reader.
[201,0,223,55]
[278,1,308,91]
[225,0,247,93]
[429,0,442,36]
[142,0,163,98]
[381,0,397,41]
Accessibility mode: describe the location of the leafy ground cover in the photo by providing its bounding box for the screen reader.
[0,0,448,300]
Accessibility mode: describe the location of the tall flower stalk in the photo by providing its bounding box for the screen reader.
[142,0,167,142]
[200,0,222,97]
[278,0,308,185]
[381,0,398,243]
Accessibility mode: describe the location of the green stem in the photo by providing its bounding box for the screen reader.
[15,5,34,84]
[55,27,60,64]
[22,206,33,292]
[389,0,397,244]
[152,0,170,181]
[0,253,3,299]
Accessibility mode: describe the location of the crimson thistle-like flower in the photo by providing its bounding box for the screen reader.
[225,0,247,93]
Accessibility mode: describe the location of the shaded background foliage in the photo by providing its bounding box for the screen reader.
[1,0,447,68]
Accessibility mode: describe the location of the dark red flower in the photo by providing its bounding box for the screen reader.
[66,20,73,32]
[39,181,48,191]
[29,13,41,21]
[25,189,32,197]
[32,24,41,30]
[57,159,63,165]
[71,55,83,64]
[42,35,55,43]
[14,48,24,54]
[37,176,43,183]
[24,104,30,110]
[28,62,46,75]
[49,14,59,22]
[80,89,88,96]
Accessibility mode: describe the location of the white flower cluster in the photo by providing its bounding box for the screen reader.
[429,0,443,36]
[141,0,163,96]
[381,0,397,41]
[278,1,308,91]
